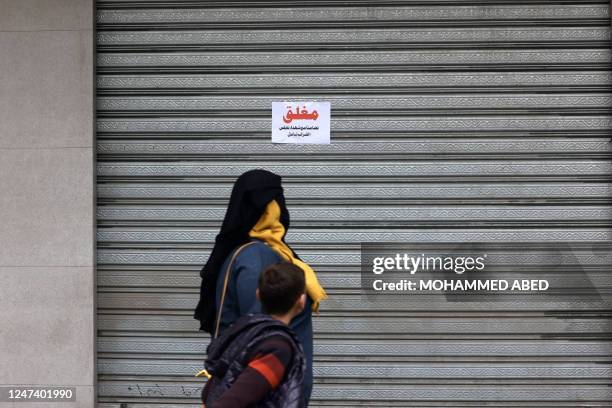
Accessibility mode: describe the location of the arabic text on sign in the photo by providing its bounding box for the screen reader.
[282,106,319,124]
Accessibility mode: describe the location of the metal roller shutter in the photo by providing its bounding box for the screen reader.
[95,1,612,406]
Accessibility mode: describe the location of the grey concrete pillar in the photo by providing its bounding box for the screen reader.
[0,1,95,407]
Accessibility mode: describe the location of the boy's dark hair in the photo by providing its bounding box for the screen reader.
[258,262,306,315]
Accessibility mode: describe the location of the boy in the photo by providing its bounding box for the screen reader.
[200,262,307,408]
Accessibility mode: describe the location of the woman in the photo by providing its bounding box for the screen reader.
[194,169,326,404]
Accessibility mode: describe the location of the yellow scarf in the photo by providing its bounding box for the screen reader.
[249,199,327,312]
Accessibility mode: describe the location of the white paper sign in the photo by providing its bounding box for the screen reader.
[272,101,330,144]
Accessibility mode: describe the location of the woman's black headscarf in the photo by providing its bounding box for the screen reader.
[194,169,291,333]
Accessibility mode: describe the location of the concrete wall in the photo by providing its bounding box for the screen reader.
[0,1,95,407]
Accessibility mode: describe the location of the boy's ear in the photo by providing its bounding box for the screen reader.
[297,293,306,311]
[256,288,261,301]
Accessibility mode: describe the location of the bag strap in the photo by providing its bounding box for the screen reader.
[213,241,258,339]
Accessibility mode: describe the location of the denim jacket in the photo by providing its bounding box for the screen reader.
[214,239,314,404]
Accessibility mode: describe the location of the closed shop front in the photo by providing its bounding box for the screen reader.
[96,1,612,406]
